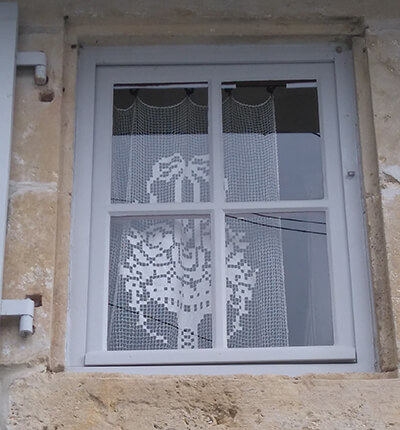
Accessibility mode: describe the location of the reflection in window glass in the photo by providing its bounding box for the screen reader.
[222,82,323,201]
[226,212,333,348]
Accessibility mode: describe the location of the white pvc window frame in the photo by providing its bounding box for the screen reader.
[68,44,375,375]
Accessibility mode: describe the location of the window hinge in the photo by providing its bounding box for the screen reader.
[0,299,34,337]
[16,51,47,86]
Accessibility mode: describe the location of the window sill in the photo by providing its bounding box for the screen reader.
[84,345,356,366]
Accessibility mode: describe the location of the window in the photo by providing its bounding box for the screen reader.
[68,45,375,374]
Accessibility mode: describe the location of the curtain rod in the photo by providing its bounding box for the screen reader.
[114,81,317,90]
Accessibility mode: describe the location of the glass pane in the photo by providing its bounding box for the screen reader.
[222,81,323,202]
[225,212,333,348]
[112,85,209,204]
[108,216,212,350]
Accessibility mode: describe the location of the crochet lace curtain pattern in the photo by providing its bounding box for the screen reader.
[108,94,288,350]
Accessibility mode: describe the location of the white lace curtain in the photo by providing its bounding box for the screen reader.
[108,94,288,350]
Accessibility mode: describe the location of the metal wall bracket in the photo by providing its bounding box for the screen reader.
[0,299,34,336]
[16,51,47,85]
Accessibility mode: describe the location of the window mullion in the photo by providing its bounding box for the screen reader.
[210,79,227,349]
[107,200,330,216]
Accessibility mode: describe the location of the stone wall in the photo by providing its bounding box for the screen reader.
[1,1,400,428]
[6,373,400,430]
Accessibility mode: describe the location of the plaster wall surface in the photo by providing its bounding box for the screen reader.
[367,30,400,356]
[0,30,64,367]
[0,1,400,429]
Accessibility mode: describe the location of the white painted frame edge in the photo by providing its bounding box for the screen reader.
[333,48,376,370]
[82,44,338,66]
[0,3,18,302]
[67,52,97,365]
